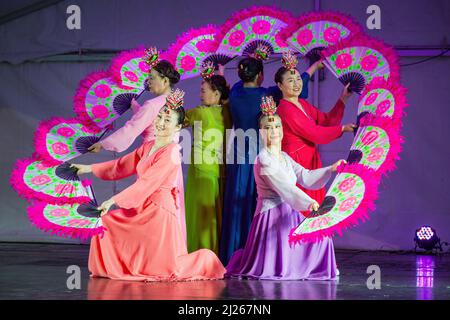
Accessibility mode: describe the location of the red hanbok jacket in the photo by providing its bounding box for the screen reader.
[277,98,345,215]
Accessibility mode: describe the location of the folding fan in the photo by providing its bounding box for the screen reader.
[289,163,380,244]
[10,158,93,205]
[109,47,151,90]
[73,71,141,130]
[348,114,403,175]
[27,200,105,240]
[214,6,294,58]
[33,117,108,165]
[109,47,171,90]
[357,79,408,124]
[321,35,400,94]
[278,11,363,62]
[165,25,233,80]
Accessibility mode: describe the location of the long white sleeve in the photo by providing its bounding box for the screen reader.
[287,155,333,190]
[258,155,316,212]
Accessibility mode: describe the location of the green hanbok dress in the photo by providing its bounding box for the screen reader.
[184,104,231,254]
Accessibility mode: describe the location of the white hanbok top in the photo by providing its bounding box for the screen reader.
[253,148,333,214]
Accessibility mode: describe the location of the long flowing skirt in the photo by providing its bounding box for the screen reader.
[89,200,226,282]
[219,162,257,265]
[185,165,221,254]
[225,202,337,280]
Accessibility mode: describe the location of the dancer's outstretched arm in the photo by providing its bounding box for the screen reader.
[289,158,346,190]
[89,95,166,153]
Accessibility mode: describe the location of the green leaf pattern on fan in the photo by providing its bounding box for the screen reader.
[358,88,396,118]
[23,161,90,199]
[327,46,390,83]
[43,203,101,229]
[294,173,365,234]
[352,126,390,170]
[289,21,351,55]
[177,34,215,76]
[85,78,140,125]
[221,16,289,53]
[46,123,104,162]
[120,57,150,89]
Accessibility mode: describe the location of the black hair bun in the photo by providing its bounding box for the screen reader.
[154,60,181,85]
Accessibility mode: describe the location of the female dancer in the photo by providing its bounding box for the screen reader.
[87,48,187,239]
[276,51,356,216]
[183,63,231,254]
[226,96,344,280]
[72,90,226,281]
[219,47,320,265]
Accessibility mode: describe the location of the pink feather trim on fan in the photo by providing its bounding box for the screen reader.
[358,114,405,176]
[9,158,92,205]
[165,25,220,63]
[109,46,173,85]
[32,117,100,165]
[320,34,401,83]
[73,70,111,130]
[361,78,408,122]
[213,6,295,48]
[289,163,380,245]
[27,201,105,240]
[278,10,363,43]
[109,46,147,89]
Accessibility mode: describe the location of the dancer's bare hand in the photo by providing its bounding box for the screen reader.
[340,83,353,103]
[342,123,357,133]
[309,201,320,212]
[98,198,115,216]
[331,159,347,172]
[88,142,103,153]
[70,164,92,175]
[314,60,324,70]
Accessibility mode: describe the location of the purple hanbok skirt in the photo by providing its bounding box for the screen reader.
[225,202,338,280]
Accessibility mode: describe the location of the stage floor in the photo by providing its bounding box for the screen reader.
[0,243,449,300]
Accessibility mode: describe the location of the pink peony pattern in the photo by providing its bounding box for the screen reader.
[180,55,196,71]
[138,60,150,72]
[339,197,357,212]
[94,84,112,98]
[309,216,332,229]
[35,162,51,170]
[376,100,391,115]
[54,184,75,195]
[361,130,379,146]
[338,177,357,192]
[323,27,341,43]
[364,92,379,105]
[296,29,313,46]
[335,53,352,69]
[228,30,246,47]
[31,174,51,186]
[124,71,138,82]
[367,147,385,162]
[196,39,215,52]
[50,208,70,217]
[91,105,109,119]
[57,127,75,137]
[51,142,69,155]
[252,20,271,35]
[361,55,378,71]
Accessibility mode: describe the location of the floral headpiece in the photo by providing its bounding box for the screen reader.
[165,88,185,111]
[252,44,271,61]
[201,61,215,80]
[260,96,277,121]
[281,50,298,71]
[143,47,160,69]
